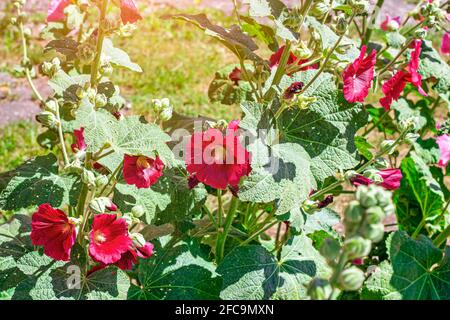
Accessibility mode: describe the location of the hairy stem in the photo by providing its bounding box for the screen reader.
[216,196,239,263]
[362,0,385,46]
[55,99,70,166]
[378,38,414,76]
[90,0,109,87]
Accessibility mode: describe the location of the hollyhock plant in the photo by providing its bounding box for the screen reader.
[89,214,133,265]
[123,154,165,188]
[71,128,87,152]
[119,0,142,24]
[380,14,401,31]
[185,121,251,190]
[30,204,76,261]
[441,33,450,55]
[350,169,402,190]
[343,46,377,103]
[47,0,71,23]
[407,40,427,96]
[437,134,450,167]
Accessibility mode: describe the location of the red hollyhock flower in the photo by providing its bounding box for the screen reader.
[379,70,409,110]
[123,154,164,189]
[317,195,334,209]
[269,46,317,72]
[185,121,252,190]
[349,175,374,187]
[47,0,71,23]
[229,67,242,85]
[89,214,132,265]
[378,169,402,190]
[343,46,377,103]
[30,204,76,261]
[106,199,118,212]
[407,40,427,96]
[119,0,142,25]
[114,242,154,270]
[442,33,450,55]
[136,242,154,258]
[71,128,87,152]
[283,81,304,100]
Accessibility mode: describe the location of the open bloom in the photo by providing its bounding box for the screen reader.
[350,169,402,190]
[114,242,154,270]
[123,154,164,188]
[119,0,142,24]
[437,134,450,167]
[441,33,450,55]
[89,214,132,265]
[380,14,401,31]
[30,204,76,261]
[47,0,71,23]
[343,45,377,103]
[71,128,86,152]
[185,121,251,190]
[379,40,426,110]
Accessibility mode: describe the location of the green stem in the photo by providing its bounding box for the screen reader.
[433,225,450,247]
[56,99,70,166]
[363,110,390,137]
[412,218,427,239]
[217,189,223,228]
[240,220,278,246]
[264,40,292,101]
[98,161,123,196]
[362,0,384,46]
[378,38,414,76]
[76,153,92,218]
[90,0,109,87]
[216,196,239,263]
[202,205,218,228]
[300,13,356,95]
[328,253,349,300]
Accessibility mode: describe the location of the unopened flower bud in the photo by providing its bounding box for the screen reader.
[414,28,428,40]
[356,186,378,208]
[95,93,108,108]
[160,105,173,121]
[310,0,331,19]
[123,213,133,226]
[77,42,96,65]
[89,197,110,213]
[95,174,108,189]
[349,0,370,15]
[151,98,170,114]
[87,88,97,102]
[343,236,372,260]
[81,169,96,188]
[292,41,313,60]
[335,14,348,35]
[36,111,58,129]
[131,205,145,218]
[380,140,396,155]
[131,232,146,248]
[100,62,113,76]
[44,99,58,113]
[361,222,385,242]
[307,278,333,300]
[365,206,385,224]
[399,117,419,132]
[320,238,341,261]
[374,188,392,208]
[338,267,365,291]
[344,200,364,223]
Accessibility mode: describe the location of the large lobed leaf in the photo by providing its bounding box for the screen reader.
[0,154,80,211]
[362,231,450,300]
[217,235,330,300]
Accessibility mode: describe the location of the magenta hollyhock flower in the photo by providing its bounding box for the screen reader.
[136,242,154,258]
[114,242,154,270]
[106,199,118,212]
[379,70,409,110]
[378,169,402,190]
[283,82,304,100]
[89,214,132,265]
[350,175,374,187]
[47,0,71,23]
[123,155,164,189]
[71,128,87,152]
[185,121,252,190]
[441,33,450,55]
[343,45,377,103]
[228,67,242,85]
[380,14,402,31]
[30,204,76,261]
[317,195,334,209]
[119,0,142,24]
[437,134,450,167]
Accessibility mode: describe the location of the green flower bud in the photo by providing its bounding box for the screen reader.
[68,217,82,226]
[87,88,97,102]
[380,140,396,155]
[100,62,113,77]
[374,188,392,208]
[89,197,112,214]
[338,267,365,291]
[343,236,372,260]
[131,205,145,218]
[356,186,378,208]
[398,116,419,132]
[361,223,385,242]
[77,42,96,65]
[414,28,428,40]
[36,111,58,129]
[310,0,331,20]
[81,169,96,188]
[292,41,313,60]
[44,99,58,113]
[160,105,173,121]
[320,238,341,261]
[349,0,370,15]
[344,200,365,223]
[123,213,133,226]
[283,7,303,29]
[363,169,382,183]
[95,174,108,189]
[95,93,108,108]
[131,232,146,247]
[365,206,385,224]
[307,278,333,300]
[335,14,348,36]
[151,98,170,114]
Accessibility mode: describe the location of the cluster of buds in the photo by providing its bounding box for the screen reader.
[310,0,332,20]
[151,98,173,121]
[41,57,61,78]
[307,185,394,299]
[282,6,303,30]
[347,0,370,15]
[77,42,96,66]
[411,0,447,28]
[122,205,145,226]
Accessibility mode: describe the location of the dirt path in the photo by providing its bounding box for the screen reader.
[0,0,414,127]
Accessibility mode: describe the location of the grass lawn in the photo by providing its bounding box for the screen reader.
[0,7,241,172]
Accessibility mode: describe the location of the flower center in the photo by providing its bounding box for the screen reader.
[94,230,106,243]
[136,156,150,169]
[211,145,227,163]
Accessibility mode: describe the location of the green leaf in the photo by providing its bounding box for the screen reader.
[242,0,297,41]
[419,41,450,99]
[354,136,374,160]
[48,69,89,96]
[217,235,330,300]
[239,142,317,215]
[72,98,174,172]
[172,14,262,62]
[240,16,278,51]
[393,154,445,235]
[279,70,368,183]
[385,31,406,49]
[102,38,142,73]
[0,215,32,273]
[303,208,340,236]
[391,98,426,131]
[362,231,450,300]
[128,237,221,300]
[44,38,79,62]
[412,138,439,165]
[305,16,360,62]
[0,154,81,210]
